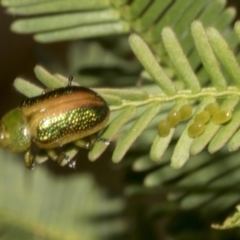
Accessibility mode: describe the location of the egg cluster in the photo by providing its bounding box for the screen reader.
[158,102,233,138]
[188,102,232,138]
[158,104,193,137]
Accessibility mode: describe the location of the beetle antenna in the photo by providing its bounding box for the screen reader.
[68,75,74,86]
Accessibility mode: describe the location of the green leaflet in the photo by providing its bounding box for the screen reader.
[112,102,161,163]
[89,106,137,161]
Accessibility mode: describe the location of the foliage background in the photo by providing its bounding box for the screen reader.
[1,0,240,239]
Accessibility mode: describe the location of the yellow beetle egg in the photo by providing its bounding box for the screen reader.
[168,110,181,127]
[194,111,211,124]
[212,110,232,124]
[188,122,205,138]
[204,102,219,116]
[179,104,193,121]
[158,119,171,137]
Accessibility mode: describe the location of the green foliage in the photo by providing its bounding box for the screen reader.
[0,150,125,240]
[2,0,129,42]
[2,0,240,237]
[14,20,240,170]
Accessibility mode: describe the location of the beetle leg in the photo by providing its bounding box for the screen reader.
[67,158,76,169]
[35,151,49,164]
[57,152,77,168]
[68,75,74,86]
[74,136,110,149]
[62,146,78,168]
[46,149,69,166]
[46,149,58,161]
[96,137,111,145]
[46,147,78,168]
[57,152,69,166]
[41,88,53,94]
[24,150,35,170]
[74,138,92,149]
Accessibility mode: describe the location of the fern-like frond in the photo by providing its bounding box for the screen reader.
[13,21,240,169]
[4,0,240,235]
[0,150,126,239]
[1,0,129,42]
[10,18,240,231]
[1,0,235,45]
[129,21,240,169]
[129,147,240,228]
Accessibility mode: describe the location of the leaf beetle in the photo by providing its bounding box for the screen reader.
[0,77,110,169]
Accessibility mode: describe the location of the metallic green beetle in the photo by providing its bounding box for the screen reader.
[0,83,110,169]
